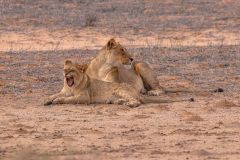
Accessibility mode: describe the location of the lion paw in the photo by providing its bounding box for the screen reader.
[147,90,164,96]
[52,97,65,104]
[107,97,126,105]
[124,100,141,108]
[44,98,54,106]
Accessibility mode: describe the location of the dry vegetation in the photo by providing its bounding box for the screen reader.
[0,0,240,160]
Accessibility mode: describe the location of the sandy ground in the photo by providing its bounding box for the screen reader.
[1,46,240,160]
[1,0,240,160]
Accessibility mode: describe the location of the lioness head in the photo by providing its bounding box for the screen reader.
[105,38,133,65]
[64,60,87,87]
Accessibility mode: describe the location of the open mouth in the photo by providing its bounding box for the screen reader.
[66,76,74,87]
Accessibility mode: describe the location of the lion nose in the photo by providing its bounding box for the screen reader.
[130,58,134,61]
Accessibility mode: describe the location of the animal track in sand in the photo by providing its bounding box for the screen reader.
[213,100,239,108]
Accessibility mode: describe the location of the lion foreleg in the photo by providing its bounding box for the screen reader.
[52,95,90,105]
[44,91,66,106]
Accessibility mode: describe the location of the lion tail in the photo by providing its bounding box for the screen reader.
[140,96,194,104]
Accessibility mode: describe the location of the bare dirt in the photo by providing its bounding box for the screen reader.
[0,0,240,160]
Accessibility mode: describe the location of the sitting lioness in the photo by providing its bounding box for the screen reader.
[85,38,189,96]
[44,60,193,107]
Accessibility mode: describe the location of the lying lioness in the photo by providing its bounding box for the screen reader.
[44,60,193,107]
[85,38,190,96]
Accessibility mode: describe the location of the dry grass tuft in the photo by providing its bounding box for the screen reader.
[85,13,97,27]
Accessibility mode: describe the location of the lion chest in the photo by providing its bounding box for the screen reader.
[88,79,117,103]
[118,67,144,93]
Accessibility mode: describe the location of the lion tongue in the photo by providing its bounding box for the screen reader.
[66,77,74,87]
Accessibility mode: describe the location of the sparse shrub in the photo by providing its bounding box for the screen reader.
[84,14,97,27]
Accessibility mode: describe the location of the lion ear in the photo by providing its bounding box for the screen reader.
[78,64,88,73]
[65,60,72,65]
[82,64,88,72]
[107,38,117,49]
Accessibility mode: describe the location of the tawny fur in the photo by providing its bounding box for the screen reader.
[44,60,192,107]
[85,38,190,96]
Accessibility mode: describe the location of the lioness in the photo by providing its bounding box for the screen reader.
[44,60,193,107]
[86,38,189,96]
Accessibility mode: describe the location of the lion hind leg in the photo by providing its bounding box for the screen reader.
[133,62,165,96]
[133,62,161,90]
[133,62,192,95]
